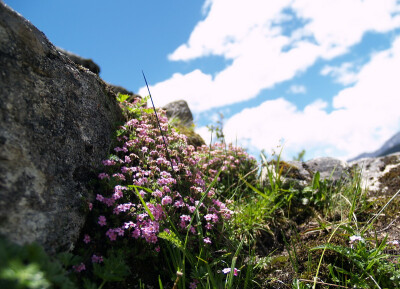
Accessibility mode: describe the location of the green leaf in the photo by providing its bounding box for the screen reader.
[82,278,98,289]
[158,230,184,251]
[57,252,82,267]
[239,174,270,200]
[93,251,130,282]
[130,185,155,221]
[116,94,130,103]
[311,171,320,189]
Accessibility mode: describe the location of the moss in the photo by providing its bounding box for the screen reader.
[269,160,306,180]
[381,155,400,168]
[168,117,205,148]
[378,165,400,195]
[174,123,205,147]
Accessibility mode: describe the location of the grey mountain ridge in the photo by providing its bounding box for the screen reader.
[349,131,400,161]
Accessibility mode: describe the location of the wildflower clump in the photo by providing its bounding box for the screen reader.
[74,96,258,287]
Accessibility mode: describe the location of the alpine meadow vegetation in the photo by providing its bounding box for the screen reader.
[1,94,399,289]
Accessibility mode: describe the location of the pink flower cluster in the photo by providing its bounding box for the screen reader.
[73,263,86,273]
[79,98,258,277]
[91,254,103,263]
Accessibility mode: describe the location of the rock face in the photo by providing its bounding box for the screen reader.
[0,3,123,254]
[350,153,400,195]
[261,153,400,196]
[56,47,140,100]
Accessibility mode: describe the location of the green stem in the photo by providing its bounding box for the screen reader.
[98,280,107,289]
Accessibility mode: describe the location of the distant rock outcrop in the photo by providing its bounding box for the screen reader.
[0,3,123,254]
[162,100,205,147]
[349,131,400,161]
[261,153,400,197]
[162,100,194,127]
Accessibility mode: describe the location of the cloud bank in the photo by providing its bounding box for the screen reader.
[139,0,400,160]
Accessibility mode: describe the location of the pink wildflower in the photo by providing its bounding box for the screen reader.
[106,229,117,241]
[161,196,172,206]
[83,234,91,244]
[112,173,126,181]
[152,190,163,198]
[189,280,198,289]
[102,160,116,166]
[174,199,185,208]
[113,203,132,215]
[98,173,109,180]
[98,215,106,226]
[222,268,240,276]
[96,194,104,202]
[114,227,125,236]
[114,146,128,152]
[132,228,141,239]
[203,237,211,244]
[123,221,135,229]
[73,263,86,273]
[91,254,103,263]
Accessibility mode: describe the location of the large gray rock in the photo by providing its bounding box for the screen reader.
[260,157,350,187]
[162,100,194,127]
[350,152,400,195]
[0,3,123,254]
[261,153,400,197]
[304,157,349,181]
[162,100,206,147]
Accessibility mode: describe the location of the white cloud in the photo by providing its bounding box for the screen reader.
[288,84,307,94]
[139,0,400,113]
[321,62,358,85]
[223,36,400,160]
[291,0,400,59]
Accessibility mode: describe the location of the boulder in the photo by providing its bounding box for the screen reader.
[303,157,349,181]
[349,153,400,196]
[261,153,400,196]
[0,3,123,254]
[162,100,194,127]
[162,100,205,147]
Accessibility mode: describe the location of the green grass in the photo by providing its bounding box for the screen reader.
[2,150,399,289]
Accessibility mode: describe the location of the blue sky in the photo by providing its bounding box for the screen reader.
[5,0,400,161]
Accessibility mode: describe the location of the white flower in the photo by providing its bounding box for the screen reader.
[349,235,363,243]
